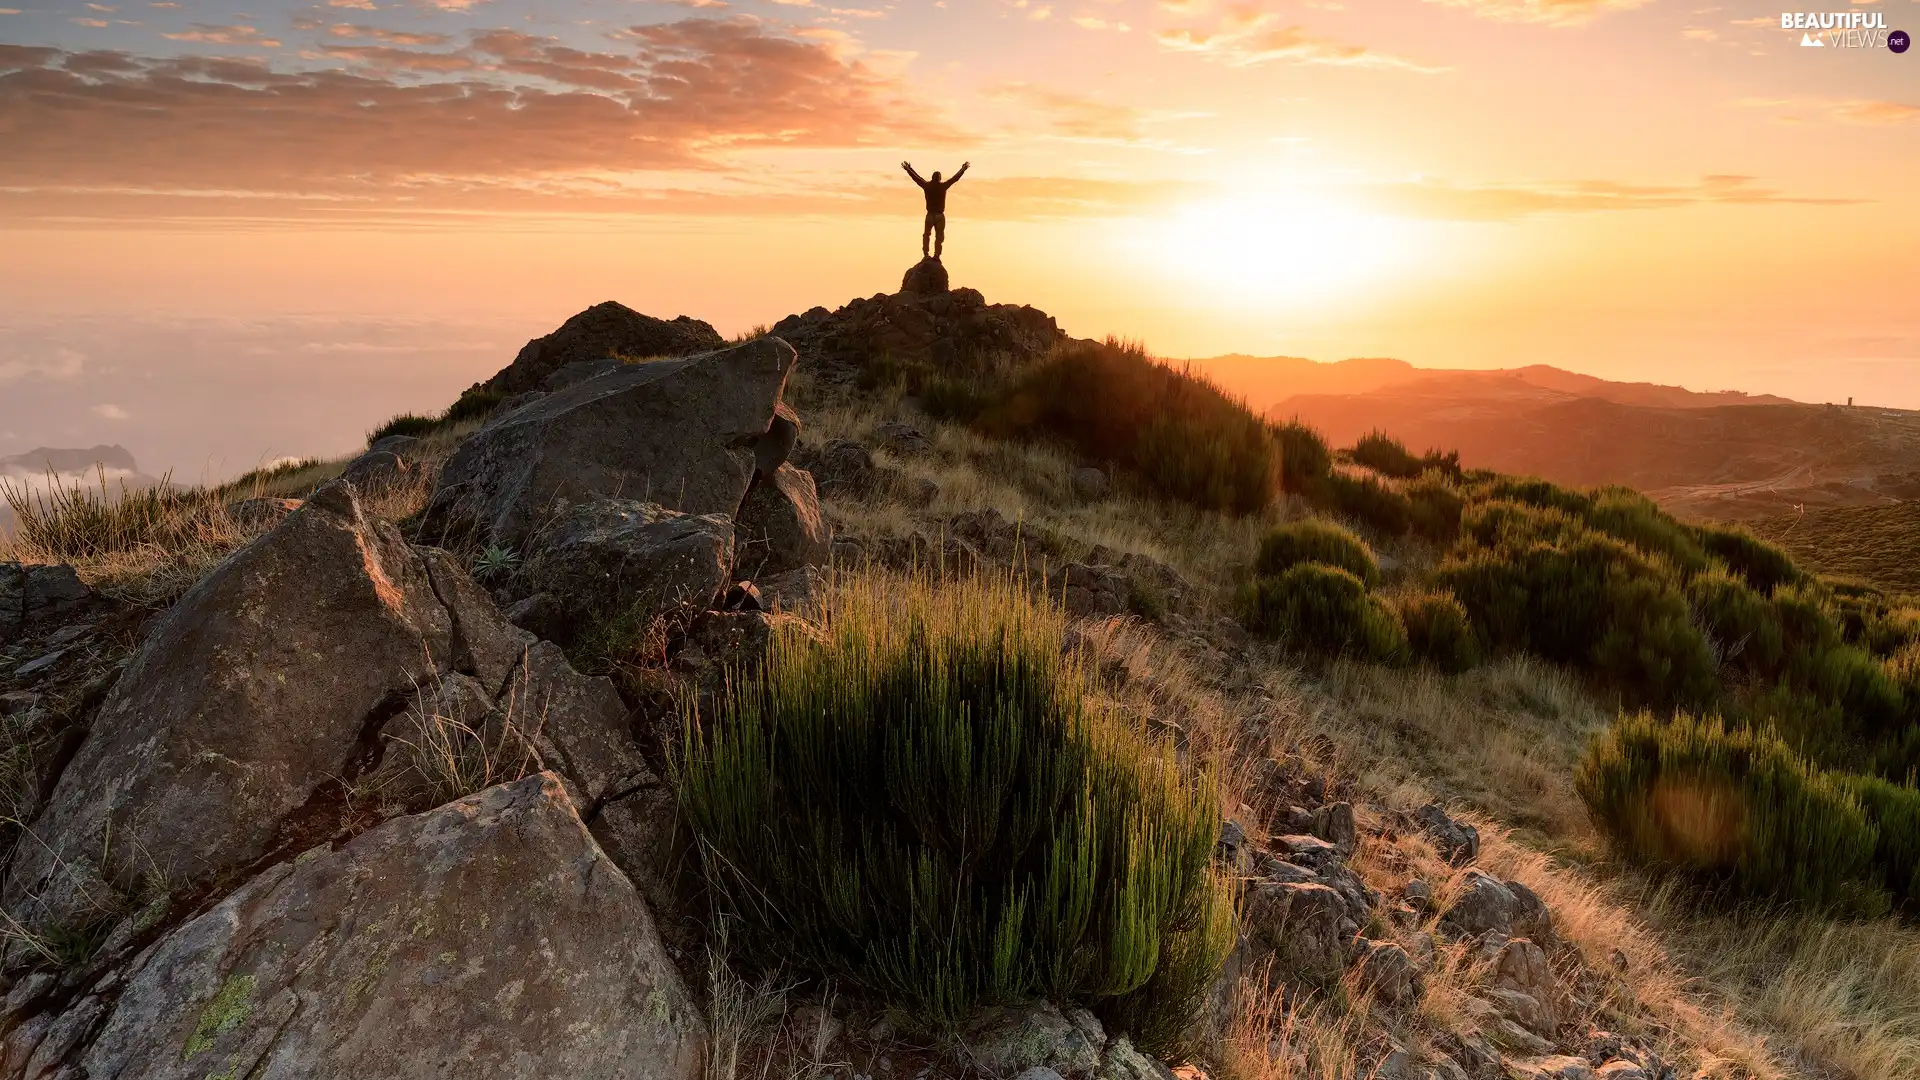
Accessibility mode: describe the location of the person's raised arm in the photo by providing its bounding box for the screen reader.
[947,161,970,186]
[902,161,928,187]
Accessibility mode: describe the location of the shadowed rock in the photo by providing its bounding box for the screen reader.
[76,773,704,1080]
[482,301,725,397]
[901,257,949,295]
[516,498,735,646]
[426,338,796,547]
[734,465,829,579]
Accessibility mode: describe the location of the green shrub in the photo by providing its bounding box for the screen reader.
[1482,476,1593,516]
[1240,564,1406,663]
[678,573,1232,1047]
[1396,590,1480,673]
[1253,519,1379,585]
[1406,473,1464,544]
[1577,711,1885,911]
[982,341,1278,514]
[1274,420,1333,494]
[1803,644,1905,738]
[1583,488,1710,576]
[1695,524,1800,594]
[1591,573,1719,708]
[1688,568,1785,676]
[1134,410,1280,516]
[369,385,510,447]
[1458,500,1584,552]
[1351,431,1425,479]
[1838,774,1920,905]
[1859,605,1920,659]
[1311,471,1412,536]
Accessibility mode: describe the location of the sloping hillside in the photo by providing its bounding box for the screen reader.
[1749,499,1920,595]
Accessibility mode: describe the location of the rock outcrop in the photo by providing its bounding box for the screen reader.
[734,465,830,578]
[68,773,704,1080]
[0,564,94,648]
[901,257,949,296]
[480,302,725,397]
[427,338,796,546]
[514,498,736,645]
[769,275,1063,388]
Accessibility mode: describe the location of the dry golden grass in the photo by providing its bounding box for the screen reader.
[0,420,475,606]
[796,393,1289,601]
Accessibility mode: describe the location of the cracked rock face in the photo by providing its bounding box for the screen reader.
[426,337,796,548]
[1,483,462,953]
[73,773,704,1080]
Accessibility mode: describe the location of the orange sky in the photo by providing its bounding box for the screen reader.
[2,0,1918,471]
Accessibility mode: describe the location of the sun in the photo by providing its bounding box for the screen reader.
[1124,193,1426,308]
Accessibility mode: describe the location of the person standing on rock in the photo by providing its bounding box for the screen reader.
[902,161,968,259]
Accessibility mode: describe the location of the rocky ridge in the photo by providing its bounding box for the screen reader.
[0,267,1689,1079]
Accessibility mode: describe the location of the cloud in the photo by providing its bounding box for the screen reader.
[0,346,85,384]
[1830,100,1920,125]
[91,403,130,421]
[322,24,454,46]
[160,24,284,47]
[1421,0,1652,26]
[1367,174,1862,220]
[0,20,959,200]
[1159,7,1446,70]
[989,83,1146,141]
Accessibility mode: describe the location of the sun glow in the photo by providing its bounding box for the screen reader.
[1125,194,1428,309]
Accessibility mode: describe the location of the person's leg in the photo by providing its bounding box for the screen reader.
[934,214,946,258]
[922,215,933,257]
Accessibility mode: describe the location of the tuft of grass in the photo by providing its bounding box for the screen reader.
[677,569,1232,1050]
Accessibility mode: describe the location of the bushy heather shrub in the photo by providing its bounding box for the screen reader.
[1396,589,1480,673]
[367,413,440,444]
[1577,711,1884,911]
[1350,431,1425,479]
[1840,774,1920,906]
[1406,473,1465,544]
[1583,488,1710,576]
[1481,476,1594,516]
[1312,471,1412,536]
[1253,519,1379,585]
[1240,564,1406,663]
[678,573,1233,1047]
[1687,568,1786,676]
[981,340,1278,514]
[1274,420,1333,494]
[1695,524,1801,594]
[368,385,509,445]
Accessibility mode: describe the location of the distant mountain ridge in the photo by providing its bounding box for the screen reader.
[1186,354,1912,520]
[0,445,166,536]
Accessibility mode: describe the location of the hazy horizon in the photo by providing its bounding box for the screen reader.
[3,0,1917,477]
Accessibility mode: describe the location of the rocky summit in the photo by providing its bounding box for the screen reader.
[0,265,1742,1080]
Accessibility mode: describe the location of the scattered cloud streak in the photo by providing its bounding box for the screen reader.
[1369,175,1862,220]
[1158,5,1445,71]
[1422,0,1652,27]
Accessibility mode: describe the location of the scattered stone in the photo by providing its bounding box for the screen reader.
[521,499,735,646]
[1403,878,1434,914]
[338,447,411,492]
[1441,869,1555,943]
[1506,1057,1596,1080]
[963,1002,1103,1076]
[1413,803,1480,865]
[13,648,67,678]
[735,465,830,578]
[1098,1035,1175,1080]
[1354,938,1423,1005]
[1275,833,1342,872]
[1593,1062,1648,1080]
[0,691,41,717]
[77,774,705,1080]
[1311,801,1358,853]
[0,562,94,647]
[1244,879,1353,984]
[1072,467,1109,500]
[875,421,932,456]
[481,301,726,397]
[427,337,794,546]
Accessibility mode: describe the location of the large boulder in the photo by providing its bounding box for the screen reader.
[734,465,830,578]
[515,499,735,646]
[70,773,704,1080]
[1,484,455,946]
[901,257,949,295]
[769,281,1063,389]
[0,484,656,958]
[426,338,796,547]
[1440,870,1556,945]
[482,302,725,397]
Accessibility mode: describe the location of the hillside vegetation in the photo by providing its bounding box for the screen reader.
[1748,500,1920,596]
[6,284,1920,1080]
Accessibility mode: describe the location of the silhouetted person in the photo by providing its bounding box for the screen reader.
[902,160,968,259]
